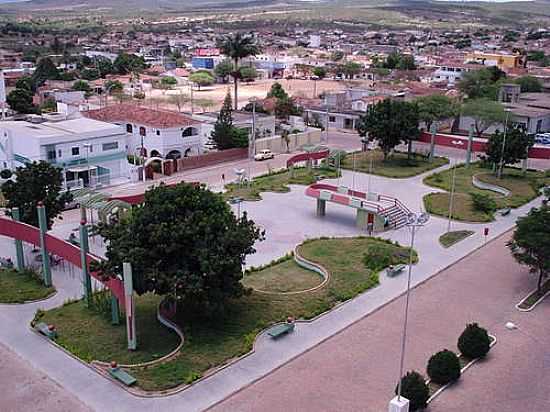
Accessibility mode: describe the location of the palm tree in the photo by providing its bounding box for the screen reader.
[217,33,261,110]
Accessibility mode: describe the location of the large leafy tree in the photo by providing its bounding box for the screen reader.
[267,82,289,100]
[214,59,234,83]
[31,57,60,89]
[340,61,362,79]
[113,52,146,75]
[7,88,35,113]
[97,183,264,315]
[312,66,327,79]
[189,71,215,90]
[217,33,261,109]
[416,94,458,132]
[462,98,506,138]
[3,161,72,229]
[485,126,534,176]
[457,67,505,100]
[508,206,550,292]
[239,66,258,82]
[356,99,419,160]
[514,76,543,93]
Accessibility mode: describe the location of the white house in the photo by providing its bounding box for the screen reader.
[84,104,202,159]
[0,115,129,188]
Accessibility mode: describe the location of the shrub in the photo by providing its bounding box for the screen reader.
[470,192,497,213]
[0,169,12,179]
[458,323,491,359]
[363,244,392,272]
[395,371,430,411]
[427,349,461,385]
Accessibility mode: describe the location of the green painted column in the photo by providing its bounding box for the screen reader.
[37,202,52,287]
[123,262,137,350]
[111,294,120,325]
[79,220,92,306]
[466,125,474,168]
[11,208,25,271]
[316,199,326,216]
[429,122,437,162]
[356,209,368,229]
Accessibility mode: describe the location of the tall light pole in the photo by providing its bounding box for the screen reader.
[391,212,430,412]
[447,160,457,233]
[498,109,511,179]
[325,104,330,144]
[249,97,257,159]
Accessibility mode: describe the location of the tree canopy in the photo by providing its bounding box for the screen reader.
[97,183,264,315]
[3,161,72,229]
[356,99,419,159]
[113,53,146,75]
[416,94,458,131]
[214,59,234,83]
[211,92,246,150]
[457,67,506,100]
[508,205,550,291]
[7,88,35,114]
[312,66,327,79]
[485,126,534,173]
[267,82,289,100]
[461,98,506,138]
[189,71,215,90]
[31,57,60,89]
[514,76,543,93]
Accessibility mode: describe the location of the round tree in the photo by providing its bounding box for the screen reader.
[457,323,491,359]
[395,371,430,412]
[427,349,461,385]
[97,183,264,316]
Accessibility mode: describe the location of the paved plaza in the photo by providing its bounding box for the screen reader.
[211,232,550,412]
[0,134,548,412]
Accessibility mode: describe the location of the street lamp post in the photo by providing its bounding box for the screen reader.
[249,97,257,159]
[325,104,330,144]
[498,109,511,179]
[390,212,430,412]
[447,160,457,233]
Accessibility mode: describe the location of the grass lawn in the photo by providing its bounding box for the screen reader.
[242,257,323,293]
[340,150,448,178]
[424,164,550,222]
[36,293,180,364]
[0,268,56,304]
[439,230,474,248]
[223,166,339,201]
[40,237,414,391]
[518,278,550,310]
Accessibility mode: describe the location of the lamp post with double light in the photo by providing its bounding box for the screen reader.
[389,212,430,412]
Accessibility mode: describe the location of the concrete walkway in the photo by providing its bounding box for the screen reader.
[0,154,546,412]
[212,232,550,412]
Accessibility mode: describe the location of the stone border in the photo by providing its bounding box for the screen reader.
[427,334,497,404]
[92,302,184,368]
[472,173,511,197]
[0,288,57,306]
[251,245,330,295]
[515,284,550,312]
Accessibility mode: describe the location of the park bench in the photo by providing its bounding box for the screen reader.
[500,207,512,216]
[267,322,295,339]
[386,264,406,277]
[108,366,137,386]
[35,322,58,340]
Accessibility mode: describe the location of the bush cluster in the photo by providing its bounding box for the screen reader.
[470,192,497,213]
[427,349,461,385]
[458,323,491,359]
[395,371,430,411]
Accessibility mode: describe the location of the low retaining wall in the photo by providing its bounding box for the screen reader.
[255,129,322,154]
[472,174,511,197]
[419,131,550,160]
[176,148,248,171]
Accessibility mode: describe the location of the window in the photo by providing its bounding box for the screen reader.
[71,147,80,156]
[126,124,133,133]
[58,149,62,158]
[182,127,197,137]
[47,150,56,160]
[156,130,160,136]
[139,126,146,136]
[102,142,119,151]
[329,116,336,123]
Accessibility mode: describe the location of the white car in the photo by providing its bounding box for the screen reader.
[254,149,275,161]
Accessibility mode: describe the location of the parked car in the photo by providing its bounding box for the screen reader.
[535,133,550,145]
[254,149,275,161]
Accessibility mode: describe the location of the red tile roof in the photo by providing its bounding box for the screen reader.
[84,104,200,128]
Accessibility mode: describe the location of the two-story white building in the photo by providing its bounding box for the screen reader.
[0,114,129,188]
[84,104,202,159]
